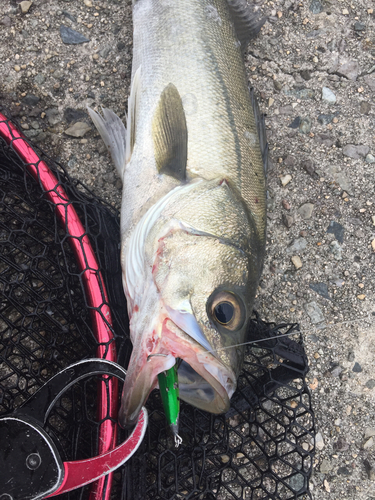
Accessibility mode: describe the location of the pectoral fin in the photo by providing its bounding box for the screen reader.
[152,83,188,181]
[126,66,141,163]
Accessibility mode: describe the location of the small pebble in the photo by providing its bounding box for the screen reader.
[14,65,21,72]
[298,203,314,219]
[334,437,349,452]
[354,21,366,32]
[63,11,77,23]
[34,74,45,85]
[360,101,371,114]
[316,432,324,450]
[352,362,362,372]
[309,377,318,390]
[322,87,336,104]
[310,282,330,299]
[64,122,91,138]
[366,379,375,389]
[363,437,374,450]
[305,301,324,324]
[364,460,375,481]
[372,239,375,252]
[301,159,317,178]
[327,221,345,243]
[366,153,375,164]
[330,365,342,377]
[323,480,330,493]
[291,255,302,269]
[287,237,307,254]
[309,0,323,14]
[317,114,336,126]
[60,25,90,44]
[343,144,370,159]
[282,199,291,210]
[281,174,292,186]
[1,16,11,27]
[320,459,333,474]
[300,71,312,83]
[20,1,32,14]
[364,74,375,91]
[282,214,294,228]
[283,155,296,167]
[299,117,311,134]
[45,109,60,126]
[357,294,366,300]
[289,116,301,129]
[337,466,351,476]
[22,94,40,106]
[365,428,375,439]
[221,455,230,463]
[337,60,360,81]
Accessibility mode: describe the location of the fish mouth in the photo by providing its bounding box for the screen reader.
[118,318,236,428]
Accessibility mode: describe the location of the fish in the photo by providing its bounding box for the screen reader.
[88,0,268,429]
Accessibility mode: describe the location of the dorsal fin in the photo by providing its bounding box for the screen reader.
[152,83,188,181]
[227,0,266,52]
[87,106,127,178]
[249,86,268,176]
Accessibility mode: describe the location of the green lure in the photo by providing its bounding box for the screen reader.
[158,363,182,447]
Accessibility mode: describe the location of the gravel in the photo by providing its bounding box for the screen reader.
[322,87,337,104]
[1,0,374,498]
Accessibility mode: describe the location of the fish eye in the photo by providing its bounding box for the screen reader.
[208,291,245,331]
[214,302,234,325]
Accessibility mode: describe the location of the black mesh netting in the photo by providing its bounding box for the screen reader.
[0,107,314,500]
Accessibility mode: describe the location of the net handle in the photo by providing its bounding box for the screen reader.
[0,112,118,500]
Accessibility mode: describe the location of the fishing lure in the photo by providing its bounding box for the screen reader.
[158,365,182,448]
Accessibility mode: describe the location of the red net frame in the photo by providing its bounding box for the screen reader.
[0,112,118,500]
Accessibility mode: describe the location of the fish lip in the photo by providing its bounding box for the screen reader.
[118,317,236,428]
[118,318,236,428]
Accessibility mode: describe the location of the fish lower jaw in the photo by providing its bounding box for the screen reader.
[161,320,236,414]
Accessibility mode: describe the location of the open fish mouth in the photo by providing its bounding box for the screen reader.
[118,318,236,428]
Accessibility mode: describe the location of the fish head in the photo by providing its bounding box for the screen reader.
[153,229,258,409]
[119,179,264,427]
